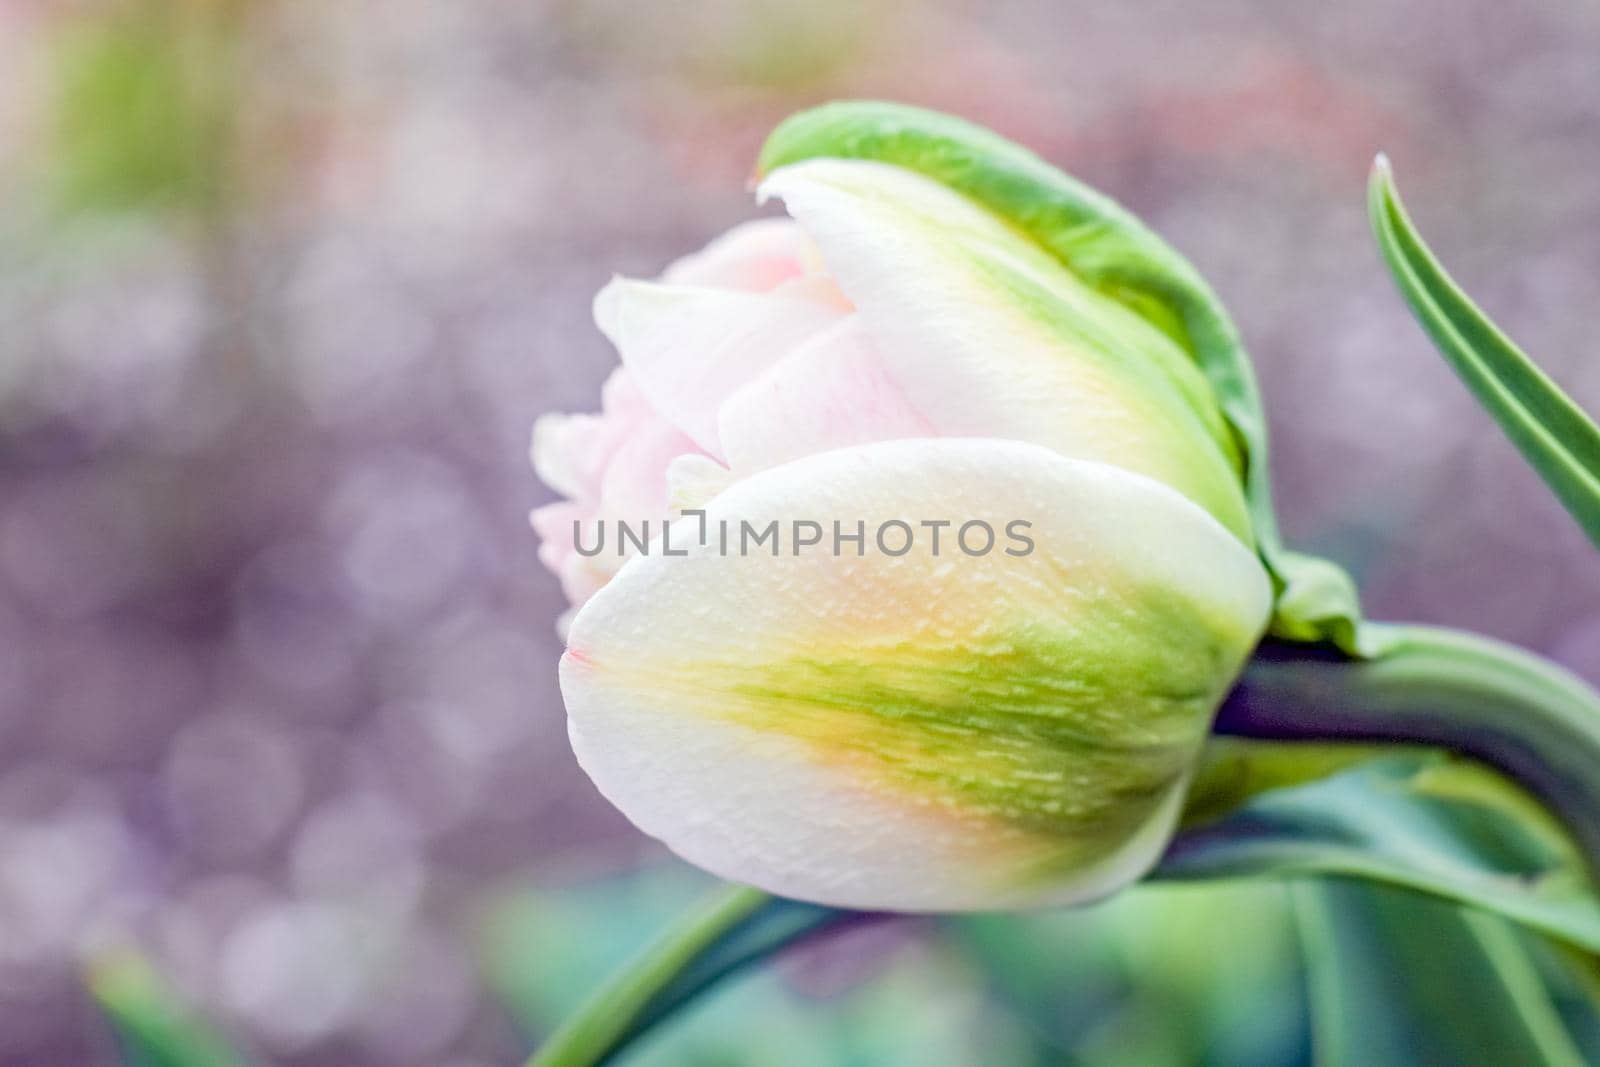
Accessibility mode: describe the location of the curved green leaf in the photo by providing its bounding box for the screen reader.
[1296,882,1588,1066]
[1161,742,1600,954]
[756,100,1363,648]
[1532,939,1600,1061]
[1213,624,1600,897]
[1369,157,1600,547]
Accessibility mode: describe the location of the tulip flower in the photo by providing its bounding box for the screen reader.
[522,104,1600,1067]
[533,102,1283,910]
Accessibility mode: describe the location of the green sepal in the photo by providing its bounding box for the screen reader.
[756,99,1364,651]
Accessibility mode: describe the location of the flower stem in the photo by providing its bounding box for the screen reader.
[524,884,866,1067]
[524,885,766,1067]
[1214,622,1600,884]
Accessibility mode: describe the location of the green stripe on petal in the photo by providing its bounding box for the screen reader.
[561,438,1270,911]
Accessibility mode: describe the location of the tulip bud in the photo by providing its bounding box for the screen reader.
[533,102,1274,910]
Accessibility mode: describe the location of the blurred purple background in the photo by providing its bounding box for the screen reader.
[2,0,1599,1062]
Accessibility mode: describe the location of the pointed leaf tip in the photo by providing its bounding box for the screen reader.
[1368,161,1600,548]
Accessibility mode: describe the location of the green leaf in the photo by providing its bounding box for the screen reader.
[757,99,1364,649]
[1159,742,1600,955]
[524,739,1600,1066]
[1203,627,1600,934]
[1525,936,1600,1062]
[1369,157,1600,548]
[87,951,252,1067]
[1295,882,1588,1066]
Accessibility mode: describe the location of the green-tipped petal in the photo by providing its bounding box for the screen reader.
[757,99,1364,648]
[561,438,1270,911]
[759,156,1253,544]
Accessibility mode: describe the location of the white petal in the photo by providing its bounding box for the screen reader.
[597,417,699,519]
[717,315,934,474]
[530,368,656,502]
[759,159,1252,542]
[666,453,736,512]
[562,438,1270,911]
[593,276,847,457]
[662,217,824,291]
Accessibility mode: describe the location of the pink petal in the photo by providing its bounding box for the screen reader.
[662,218,821,292]
[717,315,935,474]
[593,277,847,458]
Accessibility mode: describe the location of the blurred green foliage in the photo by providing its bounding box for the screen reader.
[47,0,239,218]
[88,951,254,1067]
[956,883,1307,1067]
[1297,882,1597,1066]
[482,868,1311,1067]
